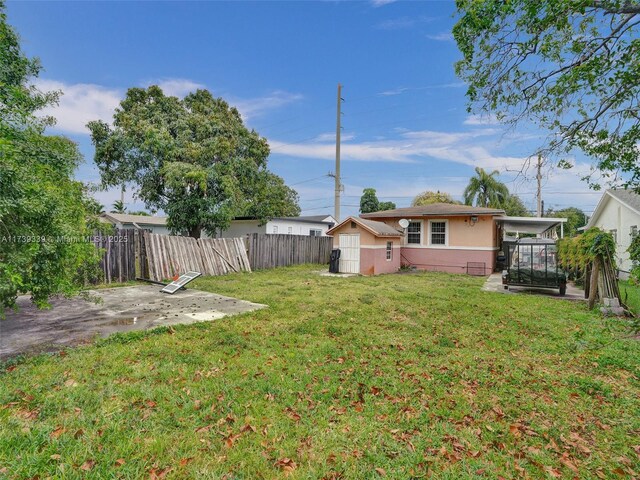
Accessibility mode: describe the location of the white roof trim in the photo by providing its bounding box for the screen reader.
[585,190,640,229]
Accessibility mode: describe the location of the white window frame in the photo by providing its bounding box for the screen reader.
[287,226,293,234]
[610,229,617,244]
[272,226,278,234]
[631,225,637,239]
[309,229,322,237]
[386,241,393,261]
[428,219,448,246]
[406,220,423,245]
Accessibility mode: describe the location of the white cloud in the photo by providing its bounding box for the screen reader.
[378,87,409,96]
[269,127,528,170]
[375,15,435,30]
[151,78,206,97]
[34,78,303,135]
[370,0,398,7]
[463,114,501,126]
[426,32,454,42]
[35,79,122,135]
[233,90,304,121]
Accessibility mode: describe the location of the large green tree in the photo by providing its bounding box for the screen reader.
[454,0,640,189]
[88,87,299,238]
[463,167,509,208]
[0,3,99,313]
[502,194,531,217]
[359,188,396,214]
[545,206,588,237]
[411,190,461,206]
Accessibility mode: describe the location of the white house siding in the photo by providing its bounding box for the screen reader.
[265,219,331,236]
[590,196,638,273]
[215,220,266,238]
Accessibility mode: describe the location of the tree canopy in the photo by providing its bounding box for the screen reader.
[463,167,509,208]
[88,87,299,238]
[0,3,100,313]
[545,206,588,237]
[502,194,531,217]
[454,0,640,189]
[359,188,396,214]
[411,191,461,206]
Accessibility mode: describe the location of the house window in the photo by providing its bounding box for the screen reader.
[386,241,393,260]
[310,229,322,237]
[631,226,637,239]
[273,226,278,234]
[610,229,617,243]
[288,227,293,234]
[430,221,447,245]
[407,221,421,244]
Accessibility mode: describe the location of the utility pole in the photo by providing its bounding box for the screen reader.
[334,83,343,222]
[536,155,542,218]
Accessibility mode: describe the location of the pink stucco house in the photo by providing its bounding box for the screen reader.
[328,203,506,275]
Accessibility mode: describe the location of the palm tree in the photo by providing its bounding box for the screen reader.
[111,200,126,214]
[463,167,509,208]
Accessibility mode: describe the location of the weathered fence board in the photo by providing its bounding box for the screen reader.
[141,232,251,282]
[92,229,136,284]
[247,233,332,270]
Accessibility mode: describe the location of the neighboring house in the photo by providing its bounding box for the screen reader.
[327,204,507,275]
[327,217,403,275]
[99,213,172,235]
[583,189,640,274]
[218,215,336,238]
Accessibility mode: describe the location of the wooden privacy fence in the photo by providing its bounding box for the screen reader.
[141,232,251,282]
[92,229,136,283]
[92,230,332,284]
[247,233,333,270]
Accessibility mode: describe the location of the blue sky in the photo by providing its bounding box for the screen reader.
[7,0,604,218]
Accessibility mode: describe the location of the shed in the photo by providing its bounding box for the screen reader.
[326,216,403,275]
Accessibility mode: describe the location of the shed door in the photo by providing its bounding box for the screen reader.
[339,234,360,274]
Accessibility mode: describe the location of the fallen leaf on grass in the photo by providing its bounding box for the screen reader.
[195,424,213,434]
[274,458,297,476]
[179,457,193,467]
[284,407,301,422]
[80,460,96,471]
[240,424,256,433]
[50,454,61,460]
[50,427,65,439]
[114,458,126,467]
[375,467,386,476]
[64,379,78,387]
[224,433,242,448]
[149,466,172,479]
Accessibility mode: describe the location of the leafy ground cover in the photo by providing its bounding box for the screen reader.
[1,266,639,479]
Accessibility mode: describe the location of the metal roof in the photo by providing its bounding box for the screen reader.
[496,216,567,235]
[360,203,505,219]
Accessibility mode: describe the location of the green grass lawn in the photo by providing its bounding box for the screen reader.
[619,279,640,316]
[1,266,639,479]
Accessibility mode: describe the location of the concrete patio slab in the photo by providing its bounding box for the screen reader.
[482,273,586,301]
[0,285,266,360]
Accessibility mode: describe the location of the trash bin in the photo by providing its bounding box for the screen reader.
[329,249,341,273]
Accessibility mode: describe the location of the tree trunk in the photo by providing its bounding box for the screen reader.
[188,225,202,239]
[588,258,600,309]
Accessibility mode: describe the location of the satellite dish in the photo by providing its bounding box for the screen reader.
[398,219,410,229]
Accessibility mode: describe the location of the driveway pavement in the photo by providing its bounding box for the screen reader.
[482,273,586,301]
[0,285,265,360]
